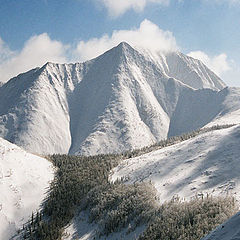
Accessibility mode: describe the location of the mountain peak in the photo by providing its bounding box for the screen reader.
[117,41,132,48]
[0,42,234,156]
[112,41,135,56]
[41,61,58,71]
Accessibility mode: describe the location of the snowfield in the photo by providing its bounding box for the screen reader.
[0,42,237,156]
[62,211,145,240]
[0,138,54,240]
[110,124,240,202]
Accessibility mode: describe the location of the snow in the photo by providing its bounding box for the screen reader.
[202,211,240,240]
[64,124,240,239]
[138,48,226,91]
[0,42,238,156]
[165,52,226,90]
[0,137,54,240]
[62,211,145,240]
[110,125,240,202]
[206,87,240,127]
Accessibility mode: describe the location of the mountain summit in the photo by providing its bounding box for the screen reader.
[0,42,238,155]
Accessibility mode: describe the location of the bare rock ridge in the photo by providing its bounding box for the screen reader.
[0,42,238,155]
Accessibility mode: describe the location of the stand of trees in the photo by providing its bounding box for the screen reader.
[21,154,121,239]
[20,124,237,239]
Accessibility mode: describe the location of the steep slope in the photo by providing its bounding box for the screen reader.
[168,87,227,137]
[202,211,240,240]
[165,52,226,90]
[168,87,240,137]
[69,43,179,155]
[0,42,237,155]
[138,49,226,90]
[111,124,240,202]
[0,137,54,240]
[206,87,240,126]
[0,62,94,154]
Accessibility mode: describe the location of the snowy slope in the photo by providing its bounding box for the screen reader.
[62,211,145,240]
[168,87,227,137]
[111,125,240,202]
[0,137,54,240]
[0,42,238,155]
[206,87,240,127]
[165,52,226,90]
[0,63,85,155]
[202,211,240,240]
[139,49,226,90]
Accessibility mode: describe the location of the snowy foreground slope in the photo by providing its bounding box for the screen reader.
[0,138,54,240]
[202,211,240,240]
[62,211,145,240]
[62,125,240,240]
[111,124,240,202]
[0,42,236,156]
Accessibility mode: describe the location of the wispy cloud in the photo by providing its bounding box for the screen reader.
[74,19,178,61]
[0,20,235,85]
[192,0,240,5]
[213,0,240,4]
[0,20,178,83]
[0,37,14,62]
[188,51,231,76]
[95,0,240,17]
[95,0,169,17]
[0,34,67,83]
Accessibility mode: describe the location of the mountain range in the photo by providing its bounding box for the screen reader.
[1,42,238,156]
[1,42,240,240]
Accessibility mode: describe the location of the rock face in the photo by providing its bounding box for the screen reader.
[0,137,54,240]
[0,42,238,155]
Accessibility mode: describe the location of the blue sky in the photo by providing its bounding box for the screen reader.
[0,0,240,86]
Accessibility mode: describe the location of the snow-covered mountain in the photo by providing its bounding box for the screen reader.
[111,124,240,202]
[0,137,54,240]
[137,49,226,90]
[0,42,237,155]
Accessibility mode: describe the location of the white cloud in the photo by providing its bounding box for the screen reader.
[1,20,238,86]
[0,33,67,83]
[187,51,231,76]
[221,61,240,87]
[97,0,169,17]
[96,0,240,17]
[74,19,178,61]
[213,0,240,4]
[184,0,240,3]
[0,37,14,62]
[0,20,178,83]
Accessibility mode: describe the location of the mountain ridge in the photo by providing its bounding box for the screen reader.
[0,42,238,155]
